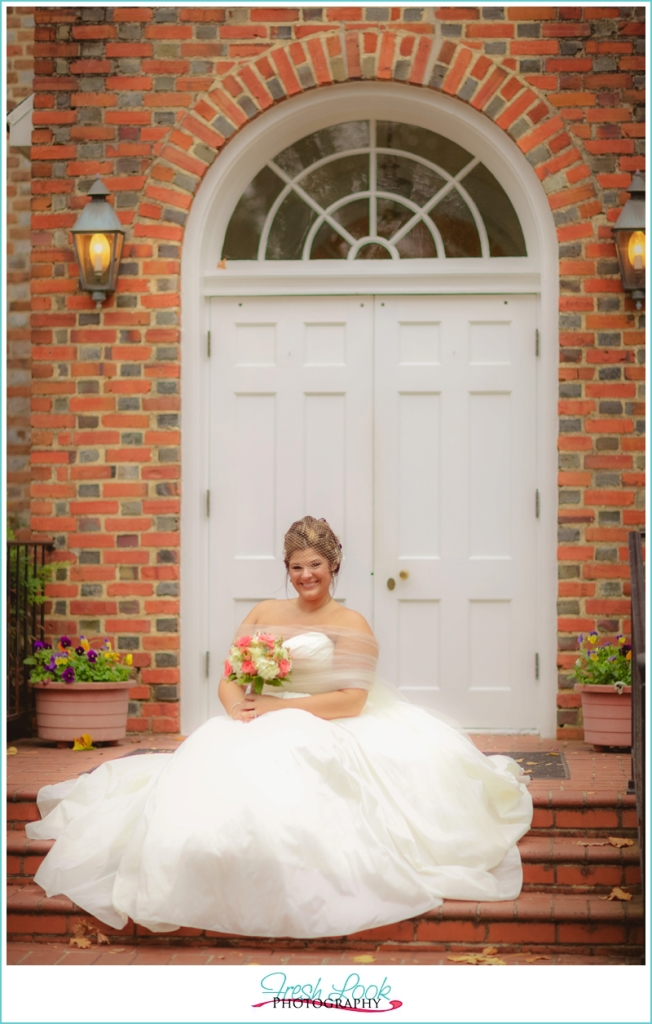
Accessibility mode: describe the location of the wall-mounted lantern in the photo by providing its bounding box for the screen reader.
[71,178,125,307]
[613,170,646,310]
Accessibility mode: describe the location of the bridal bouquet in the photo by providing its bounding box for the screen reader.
[224,633,292,695]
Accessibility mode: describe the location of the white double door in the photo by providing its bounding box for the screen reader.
[207,293,539,728]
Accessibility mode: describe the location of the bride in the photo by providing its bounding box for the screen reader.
[26,516,533,939]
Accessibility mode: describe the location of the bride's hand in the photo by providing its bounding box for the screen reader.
[230,699,257,723]
[241,693,284,719]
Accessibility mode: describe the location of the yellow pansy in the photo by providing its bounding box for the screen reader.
[81,637,90,651]
[125,654,133,666]
[590,653,598,661]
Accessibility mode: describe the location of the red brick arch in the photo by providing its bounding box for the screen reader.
[132,29,600,259]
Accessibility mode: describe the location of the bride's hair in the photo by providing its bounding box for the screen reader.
[284,516,342,577]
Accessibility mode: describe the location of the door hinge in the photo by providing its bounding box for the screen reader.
[535,652,540,681]
[206,490,211,517]
[205,651,210,678]
[535,489,540,518]
[207,330,211,358]
[535,328,540,357]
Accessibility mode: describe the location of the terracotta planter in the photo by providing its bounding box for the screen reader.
[575,683,632,748]
[32,681,132,742]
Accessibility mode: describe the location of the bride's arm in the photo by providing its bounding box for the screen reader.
[217,602,271,722]
[241,688,367,721]
[218,676,257,722]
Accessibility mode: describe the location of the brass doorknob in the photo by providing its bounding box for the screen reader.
[387,578,396,591]
[399,570,409,580]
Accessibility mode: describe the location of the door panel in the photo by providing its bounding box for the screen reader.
[208,296,374,718]
[374,295,538,728]
[207,293,538,729]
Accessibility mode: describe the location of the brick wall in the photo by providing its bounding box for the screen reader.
[20,5,646,737]
[6,6,35,529]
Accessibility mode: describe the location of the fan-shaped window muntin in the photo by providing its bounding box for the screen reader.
[222,119,527,261]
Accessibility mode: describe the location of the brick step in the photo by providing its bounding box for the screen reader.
[6,829,642,896]
[6,940,644,966]
[6,883,643,958]
[530,791,638,834]
[8,786,639,828]
[519,835,641,893]
[6,831,54,879]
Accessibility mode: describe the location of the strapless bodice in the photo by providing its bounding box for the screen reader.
[261,632,337,696]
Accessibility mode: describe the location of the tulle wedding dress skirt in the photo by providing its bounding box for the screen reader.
[27,630,533,938]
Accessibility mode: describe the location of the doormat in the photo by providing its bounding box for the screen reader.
[482,751,570,780]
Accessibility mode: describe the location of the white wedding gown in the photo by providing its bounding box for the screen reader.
[26,632,533,938]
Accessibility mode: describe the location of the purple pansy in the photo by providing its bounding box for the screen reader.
[87,649,98,663]
[33,640,45,650]
[60,636,72,648]
[75,646,85,656]
[62,666,75,684]
[45,657,57,671]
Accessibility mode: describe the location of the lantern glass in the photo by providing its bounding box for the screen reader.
[627,230,646,272]
[73,230,124,294]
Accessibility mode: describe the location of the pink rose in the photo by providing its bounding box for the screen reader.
[241,660,256,675]
[236,635,252,648]
[278,659,290,678]
[257,632,276,648]
[223,660,232,676]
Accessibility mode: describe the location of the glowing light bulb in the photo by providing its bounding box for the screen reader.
[627,230,645,272]
[89,233,110,276]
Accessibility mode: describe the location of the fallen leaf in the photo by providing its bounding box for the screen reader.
[608,836,634,848]
[526,762,538,765]
[525,955,551,962]
[95,931,110,945]
[447,954,506,965]
[70,936,92,948]
[352,955,375,963]
[515,758,524,763]
[110,948,126,953]
[71,922,90,938]
[217,258,227,269]
[482,946,498,955]
[573,839,608,846]
[547,752,561,756]
[7,747,17,755]
[601,887,632,901]
[72,734,95,751]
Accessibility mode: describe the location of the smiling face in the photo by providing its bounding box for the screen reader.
[287,547,334,606]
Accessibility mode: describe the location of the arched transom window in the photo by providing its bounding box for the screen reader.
[222,119,527,261]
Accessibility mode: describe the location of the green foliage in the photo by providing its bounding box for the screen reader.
[572,631,632,688]
[7,529,63,607]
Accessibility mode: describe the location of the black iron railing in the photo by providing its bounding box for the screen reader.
[6,541,54,740]
[627,530,645,903]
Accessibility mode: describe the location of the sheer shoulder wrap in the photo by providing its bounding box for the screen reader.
[234,623,378,696]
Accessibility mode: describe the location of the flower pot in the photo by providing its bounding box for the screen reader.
[574,683,632,748]
[32,681,132,742]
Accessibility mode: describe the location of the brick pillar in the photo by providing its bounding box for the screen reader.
[7,6,35,530]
